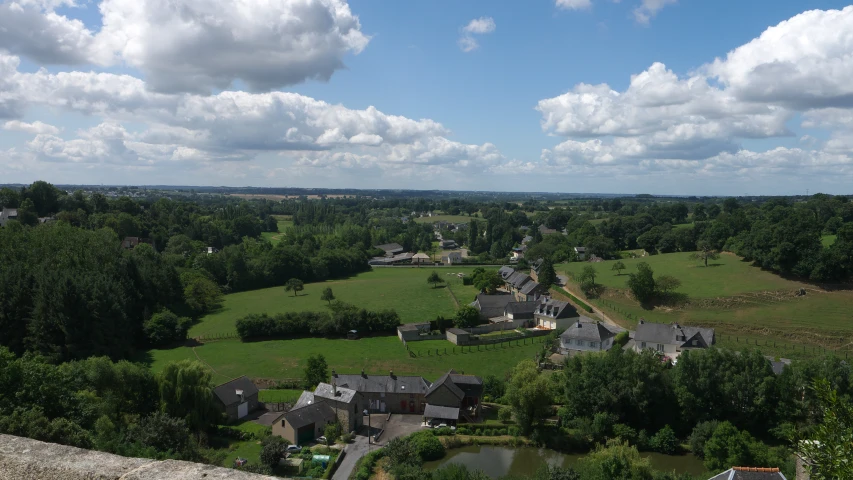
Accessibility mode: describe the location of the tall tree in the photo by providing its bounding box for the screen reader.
[578,265,598,295]
[453,305,480,328]
[284,278,305,297]
[611,261,626,276]
[627,262,655,305]
[303,354,329,390]
[792,379,853,480]
[505,360,551,435]
[157,360,217,432]
[538,258,557,289]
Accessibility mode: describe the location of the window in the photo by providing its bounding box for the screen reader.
[657,344,665,352]
[589,341,595,347]
[641,342,646,348]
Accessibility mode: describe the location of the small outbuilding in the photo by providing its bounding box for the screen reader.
[445,328,471,345]
[272,402,337,446]
[213,376,260,421]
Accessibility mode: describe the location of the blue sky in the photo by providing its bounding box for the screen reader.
[2,0,853,194]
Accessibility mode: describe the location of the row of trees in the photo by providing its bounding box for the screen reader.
[235,305,401,339]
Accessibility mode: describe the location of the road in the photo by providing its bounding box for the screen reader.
[332,414,424,480]
[556,275,622,329]
[332,435,368,480]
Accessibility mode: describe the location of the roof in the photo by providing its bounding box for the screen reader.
[707,467,787,480]
[498,266,515,278]
[412,253,430,259]
[539,225,558,235]
[574,246,587,252]
[293,391,315,409]
[505,301,539,315]
[560,320,620,342]
[398,324,419,332]
[375,243,404,253]
[314,382,358,404]
[506,272,532,289]
[283,402,336,430]
[634,321,715,347]
[425,371,465,400]
[449,373,484,398]
[535,298,578,319]
[520,281,547,296]
[474,293,514,318]
[423,404,460,420]
[334,373,430,395]
[446,328,470,336]
[213,376,259,406]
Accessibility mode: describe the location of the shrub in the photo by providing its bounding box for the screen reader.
[462,277,473,286]
[508,427,520,437]
[434,427,454,436]
[688,421,719,459]
[498,429,508,436]
[651,425,678,455]
[497,407,513,423]
[408,431,446,461]
[235,308,401,340]
[612,424,638,445]
[457,428,471,436]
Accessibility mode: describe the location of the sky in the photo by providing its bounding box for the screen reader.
[1,0,853,195]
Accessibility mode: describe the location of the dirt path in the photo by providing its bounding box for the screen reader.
[192,347,229,380]
[556,275,623,329]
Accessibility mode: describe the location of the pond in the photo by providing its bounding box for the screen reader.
[423,445,707,478]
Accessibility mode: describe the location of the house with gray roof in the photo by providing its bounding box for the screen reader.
[212,376,259,421]
[517,280,548,302]
[498,265,515,280]
[397,322,431,341]
[333,370,430,414]
[374,243,405,255]
[423,370,483,424]
[313,382,363,433]
[473,293,515,320]
[574,246,587,260]
[0,208,18,227]
[633,320,715,359]
[707,467,787,480]
[534,297,580,330]
[559,319,625,354]
[273,402,337,446]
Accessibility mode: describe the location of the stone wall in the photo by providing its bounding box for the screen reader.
[0,434,278,480]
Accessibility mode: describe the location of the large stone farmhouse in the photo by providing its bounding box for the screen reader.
[333,370,431,414]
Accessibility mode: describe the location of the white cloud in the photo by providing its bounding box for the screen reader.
[0,0,370,93]
[0,51,504,173]
[555,0,592,11]
[536,6,853,178]
[459,17,495,53]
[2,120,60,135]
[634,0,677,25]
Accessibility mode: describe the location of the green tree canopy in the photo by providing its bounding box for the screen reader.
[538,258,557,289]
[505,360,552,435]
[427,271,445,288]
[627,262,655,305]
[453,305,480,328]
[303,354,329,389]
[611,261,626,275]
[157,360,217,432]
[285,278,305,296]
[321,287,335,305]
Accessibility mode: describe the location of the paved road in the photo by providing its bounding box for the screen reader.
[332,435,368,480]
[556,275,622,328]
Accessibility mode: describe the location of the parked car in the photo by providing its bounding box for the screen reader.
[316,436,327,445]
[286,445,302,453]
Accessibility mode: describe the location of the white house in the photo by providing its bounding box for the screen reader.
[633,320,715,359]
[412,253,431,264]
[559,319,624,354]
[442,251,463,265]
[534,298,580,330]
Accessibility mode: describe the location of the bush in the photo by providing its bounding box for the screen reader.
[143,310,191,346]
[497,406,513,423]
[650,425,678,455]
[508,427,520,437]
[612,424,638,445]
[353,450,385,480]
[688,421,719,459]
[498,429,508,436]
[434,427,454,436]
[408,431,446,461]
[457,428,471,435]
[236,308,400,340]
[462,277,473,286]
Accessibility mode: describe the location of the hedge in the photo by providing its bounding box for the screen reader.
[556,287,594,313]
[236,307,400,340]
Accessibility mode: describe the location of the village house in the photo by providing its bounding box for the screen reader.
[423,370,484,426]
[498,266,515,280]
[333,370,430,414]
[412,252,431,264]
[559,319,624,354]
[212,376,259,421]
[472,293,514,320]
[534,297,580,330]
[538,224,558,236]
[632,320,715,359]
[284,382,364,434]
[442,251,463,265]
[273,402,337,446]
[574,246,587,260]
[505,271,532,295]
[368,252,414,265]
[516,280,549,302]
[440,239,458,249]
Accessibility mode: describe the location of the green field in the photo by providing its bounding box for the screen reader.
[145,335,544,382]
[414,215,475,224]
[260,216,293,244]
[189,267,485,337]
[258,389,303,403]
[559,252,853,358]
[822,235,837,247]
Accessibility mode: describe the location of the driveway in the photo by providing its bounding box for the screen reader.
[332,414,426,480]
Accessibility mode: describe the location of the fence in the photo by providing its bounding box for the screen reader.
[193,332,239,343]
[409,336,547,357]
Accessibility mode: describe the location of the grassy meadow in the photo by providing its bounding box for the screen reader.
[189,267,485,337]
[559,252,853,359]
[145,335,544,382]
[260,215,293,244]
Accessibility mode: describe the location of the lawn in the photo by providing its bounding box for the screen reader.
[146,335,545,382]
[260,217,293,244]
[822,235,837,247]
[189,267,486,337]
[414,215,475,224]
[558,252,853,358]
[258,389,303,403]
[560,252,801,299]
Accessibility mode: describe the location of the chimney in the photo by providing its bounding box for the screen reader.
[361,368,366,378]
[332,369,337,378]
[236,389,244,402]
[389,370,394,378]
[576,321,581,328]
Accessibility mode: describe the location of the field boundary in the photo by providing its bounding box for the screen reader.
[411,336,545,357]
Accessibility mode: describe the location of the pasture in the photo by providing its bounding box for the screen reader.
[189,266,485,337]
[260,215,293,244]
[145,335,544,382]
[559,252,853,358]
